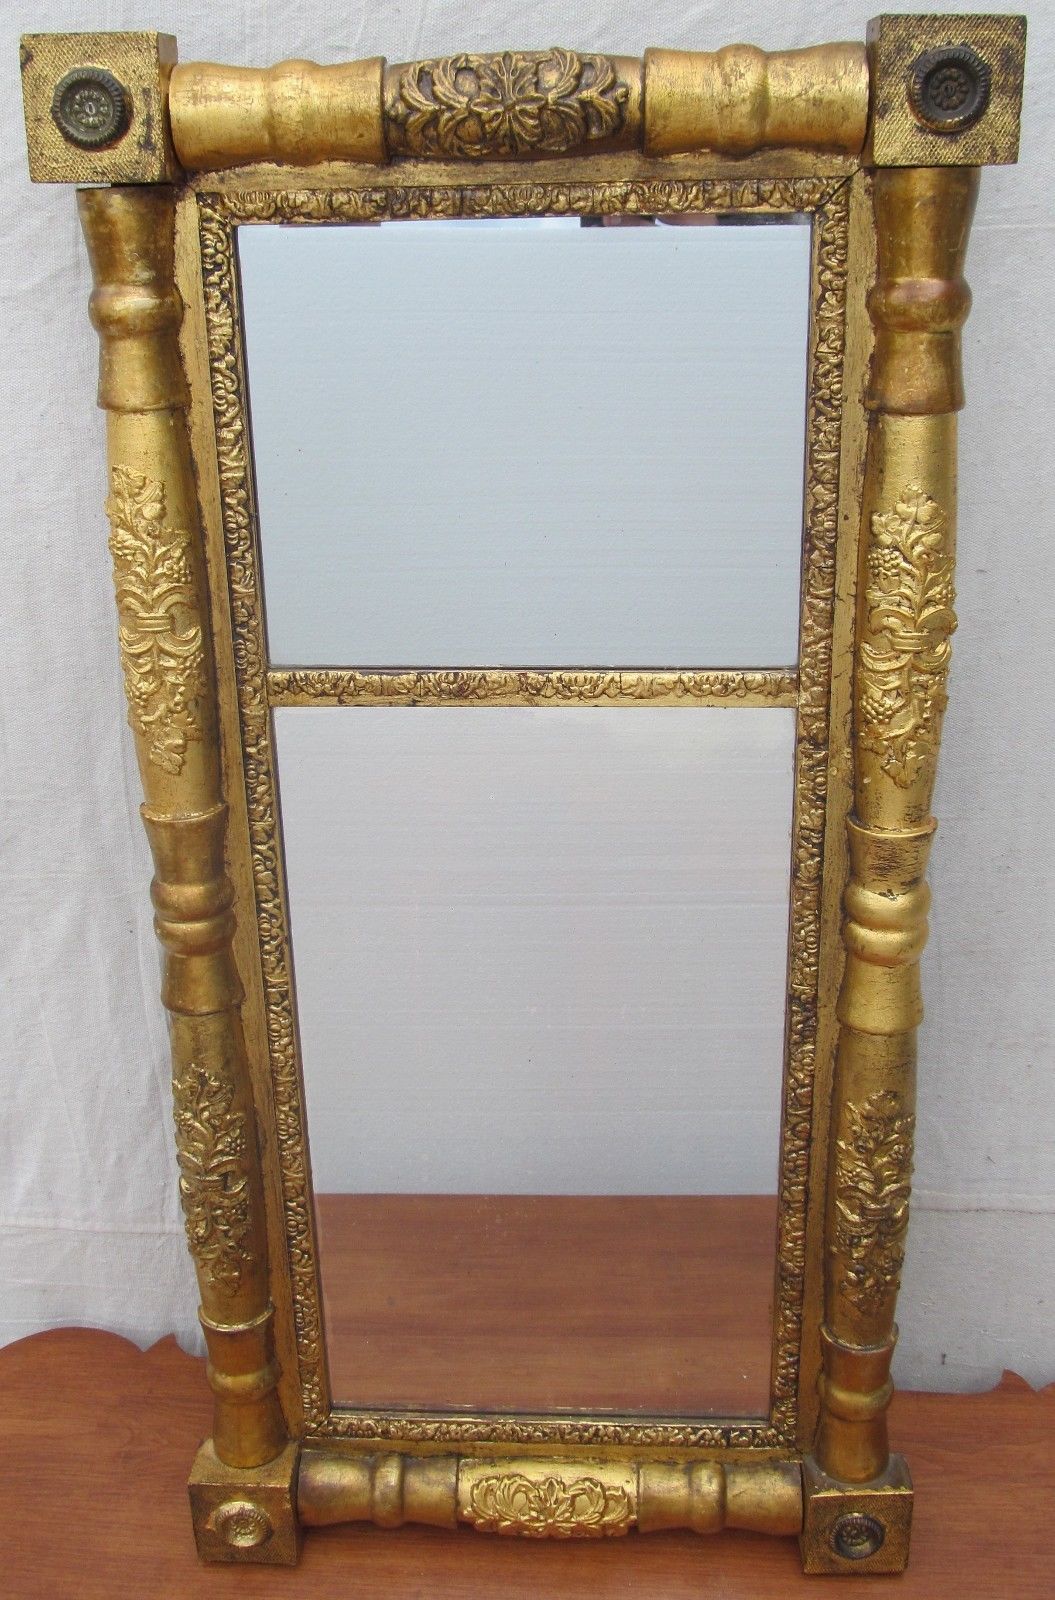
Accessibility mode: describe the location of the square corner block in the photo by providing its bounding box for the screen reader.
[20,31,179,184]
[800,1453,913,1575]
[867,14,1025,167]
[188,1439,301,1565]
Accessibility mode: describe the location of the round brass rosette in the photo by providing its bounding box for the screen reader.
[211,1499,273,1550]
[831,1511,886,1561]
[907,45,991,134]
[51,66,131,149]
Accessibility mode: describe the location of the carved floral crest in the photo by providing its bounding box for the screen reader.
[387,48,628,159]
[105,465,205,774]
[858,483,956,788]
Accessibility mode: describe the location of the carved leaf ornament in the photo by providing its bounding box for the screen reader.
[859,484,956,788]
[834,1091,915,1316]
[467,1473,633,1538]
[105,465,205,773]
[388,49,628,159]
[173,1062,253,1293]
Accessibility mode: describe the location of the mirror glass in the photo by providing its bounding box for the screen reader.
[275,705,793,1415]
[241,215,810,1417]
[240,216,810,668]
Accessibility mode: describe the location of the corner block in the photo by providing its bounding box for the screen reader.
[20,30,179,183]
[867,13,1025,167]
[188,1439,301,1565]
[800,1453,913,1574]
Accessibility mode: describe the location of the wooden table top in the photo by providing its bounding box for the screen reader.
[1,1326,1051,1598]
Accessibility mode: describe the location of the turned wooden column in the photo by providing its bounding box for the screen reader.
[79,186,288,1473]
[815,165,978,1486]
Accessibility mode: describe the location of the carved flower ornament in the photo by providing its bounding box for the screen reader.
[389,48,628,159]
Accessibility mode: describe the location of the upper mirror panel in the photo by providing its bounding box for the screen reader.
[238,216,810,668]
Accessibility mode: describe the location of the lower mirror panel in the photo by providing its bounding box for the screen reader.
[273,705,794,1418]
[314,1192,777,1414]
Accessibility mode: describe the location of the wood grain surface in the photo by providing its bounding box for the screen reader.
[1,1327,1051,1598]
[315,1192,777,1414]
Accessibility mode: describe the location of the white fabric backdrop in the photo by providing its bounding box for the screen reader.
[2,0,1052,1393]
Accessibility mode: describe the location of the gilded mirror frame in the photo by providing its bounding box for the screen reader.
[20,14,1025,1575]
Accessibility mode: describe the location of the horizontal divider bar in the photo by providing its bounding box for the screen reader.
[266,667,799,709]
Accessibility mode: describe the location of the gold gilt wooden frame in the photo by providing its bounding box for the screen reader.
[20,14,1025,1577]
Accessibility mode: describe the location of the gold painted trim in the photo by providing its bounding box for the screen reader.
[197,173,849,1453]
[297,1448,804,1537]
[267,668,799,709]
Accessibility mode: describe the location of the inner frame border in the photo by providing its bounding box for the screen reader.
[195,170,849,1452]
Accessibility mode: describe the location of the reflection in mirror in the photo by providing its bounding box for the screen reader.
[239,215,810,668]
[276,707,794,1415]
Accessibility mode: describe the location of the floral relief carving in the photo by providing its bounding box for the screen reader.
[267,668,797,708]
[858,483,956,788]
[387,49,628,159]
[173,1061,254,1294]
[833,1090,915,1317]
[217,176,839,228]
[467,1474,633,1538]
[105,465,206,774]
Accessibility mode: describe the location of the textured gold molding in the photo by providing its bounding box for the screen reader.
[197,173,848,1452]
[206,174,842,223]
[297,1450,803,1539]
[267,668,798,709]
